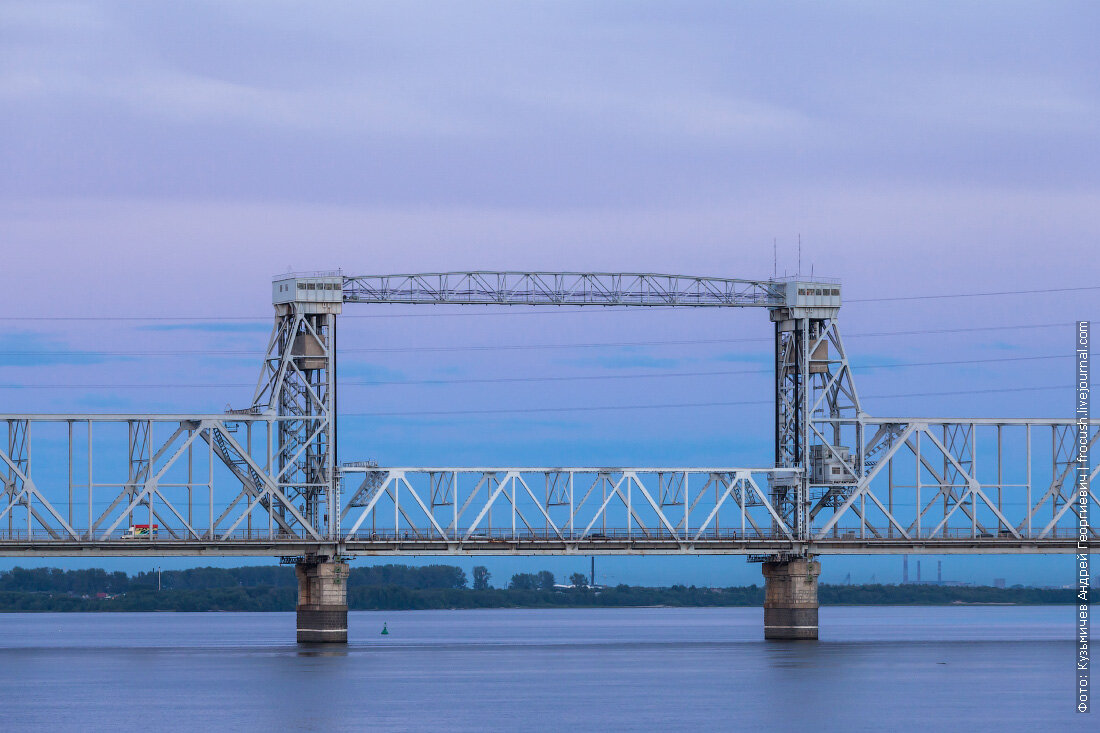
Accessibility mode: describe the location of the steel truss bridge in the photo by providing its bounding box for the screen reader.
[1,272,1094,557]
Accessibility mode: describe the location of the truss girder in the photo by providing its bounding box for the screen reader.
[342,272,785,307]
[0,412,1091,554]
[340,468,800,547]
[0,415,329,546]
[811,419,1099,542]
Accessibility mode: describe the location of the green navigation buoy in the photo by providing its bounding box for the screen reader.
[381,622,389,635]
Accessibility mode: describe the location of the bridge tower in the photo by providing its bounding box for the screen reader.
[254,272,346,642]
[767,280,860,639]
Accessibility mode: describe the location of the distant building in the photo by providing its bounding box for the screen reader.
[994,578,1006,589]
[903,558,972,586]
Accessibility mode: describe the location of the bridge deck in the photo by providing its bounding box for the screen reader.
[0,532,1079,556]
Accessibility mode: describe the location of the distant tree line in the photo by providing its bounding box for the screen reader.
[0,564,466,594]
[507,571,556,591]
[0,565,1082,612]
[816,583,1079,606]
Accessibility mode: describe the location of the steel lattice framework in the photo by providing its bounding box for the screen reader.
[0,271,1093,556]
[342,272,784,307]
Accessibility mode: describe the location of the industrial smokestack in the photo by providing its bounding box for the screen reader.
[903,555,909,584]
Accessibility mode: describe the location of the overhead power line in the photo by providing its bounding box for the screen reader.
[0,321,1083,358]
[1,284,1096,321]
[0,353,1070,389]
[847,285,1100,303]
[341,385,1067,418]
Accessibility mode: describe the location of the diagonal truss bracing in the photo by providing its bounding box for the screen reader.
[339,467,798,548]
[0,415,323,547]
[811,418,1099,543]
[342,272,786,307]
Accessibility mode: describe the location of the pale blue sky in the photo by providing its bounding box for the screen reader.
[1,1,1097,585]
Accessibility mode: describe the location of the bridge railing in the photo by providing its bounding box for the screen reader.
[340,527,791,543]
[0,526,1078,541]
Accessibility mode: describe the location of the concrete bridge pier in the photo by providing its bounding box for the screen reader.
[295,559,349,643]
[762,557,820,640]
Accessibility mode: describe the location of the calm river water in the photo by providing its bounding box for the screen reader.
[0,606,1092,731]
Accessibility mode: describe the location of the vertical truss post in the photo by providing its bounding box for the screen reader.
[4,420,29,537]
[127,419,150,531]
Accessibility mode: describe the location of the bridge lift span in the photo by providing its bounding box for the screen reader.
[2,272,1095,641]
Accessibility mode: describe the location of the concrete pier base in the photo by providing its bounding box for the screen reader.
[295,560,349,643]
[762,557,820,640]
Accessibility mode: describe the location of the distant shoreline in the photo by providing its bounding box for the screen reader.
[0,565,1083,613]
[0,585,1083,613]
[1,601,1091,614]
